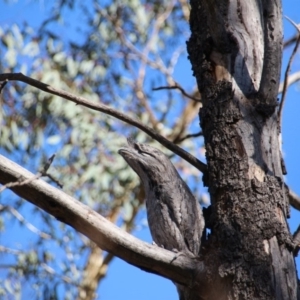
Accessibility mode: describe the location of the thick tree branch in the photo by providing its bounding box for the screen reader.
[0,73,207,174]
[278,28,300,125]
[0,154,203,286]
[258,0,283,106]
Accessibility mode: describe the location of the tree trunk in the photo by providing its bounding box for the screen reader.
[186,0,299,299]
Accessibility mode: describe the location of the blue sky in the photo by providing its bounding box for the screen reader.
[0,1,300,299]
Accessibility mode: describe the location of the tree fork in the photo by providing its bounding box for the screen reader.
[187,0,299,299]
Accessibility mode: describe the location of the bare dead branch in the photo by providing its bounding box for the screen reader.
[0,245,23,255]
[289,190,300,211]
[41,262,75,284]
[0,73,207,174]
[278,19,300,126]
[284,34,300,49]
[0,154,204,286]
[0,153,60,192]
[8,206,51,239]
[0,172,42,193]
[284,16,300,33]
[153,85,202,102]
[258,0,283,106]
[278,71,300,94]
[176,131,203,144]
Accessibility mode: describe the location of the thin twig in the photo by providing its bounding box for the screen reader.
[0,172,42,193]
[289,190,300,211]
[278,71,300,94]
[0,80,8,92]
[284,16,300,33]
[0,153,60,192]
[153,85,201,102]
[0,245,23,255]
[8,206,51,239]
[278,17,300,126]
[41,262,75,284]
[284,33,300,49]
[168,46,185,74]
[133,1,175,127]
[0,73,207,174]
[176,131,203,143]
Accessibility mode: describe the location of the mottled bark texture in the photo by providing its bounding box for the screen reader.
[186,0,299,299]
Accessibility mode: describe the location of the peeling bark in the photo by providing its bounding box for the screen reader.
[187,0,299,299]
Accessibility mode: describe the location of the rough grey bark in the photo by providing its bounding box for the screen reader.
[186,0,299,299]
[119,139,205,299]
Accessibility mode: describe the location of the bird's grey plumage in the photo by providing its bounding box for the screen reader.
[118,139,204,257]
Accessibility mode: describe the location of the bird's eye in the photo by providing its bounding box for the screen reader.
[134,144,144,154]
[142,151,156,158]
[134,144,157,159]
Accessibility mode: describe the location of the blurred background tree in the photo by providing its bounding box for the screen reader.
[0,0,299,299]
